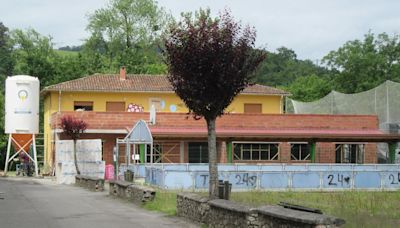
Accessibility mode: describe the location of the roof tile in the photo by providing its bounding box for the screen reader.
[42,74,289,95]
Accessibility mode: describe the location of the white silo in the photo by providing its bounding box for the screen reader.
[5,75,40,134]
[4,75,40,177]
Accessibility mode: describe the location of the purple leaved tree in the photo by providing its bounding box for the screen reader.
[61,116,88,175]
[164,9,265,198]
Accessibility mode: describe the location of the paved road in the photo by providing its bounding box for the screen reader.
[0,177,197,228]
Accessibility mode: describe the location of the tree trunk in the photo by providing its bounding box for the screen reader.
[73,139,81,175]
[207,118,218,198]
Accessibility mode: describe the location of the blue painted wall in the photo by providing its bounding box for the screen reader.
[120,164,400,191]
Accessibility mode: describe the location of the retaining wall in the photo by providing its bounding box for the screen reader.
[176,193,210,224]
[108,180,156,204]
[177,193,345,227]
[75,175,105,191]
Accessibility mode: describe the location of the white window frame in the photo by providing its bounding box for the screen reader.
[232,141,280,161]
[335,143,365,164]
[289,142,311,161]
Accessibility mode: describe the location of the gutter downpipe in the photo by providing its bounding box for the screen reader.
[58,90,62,113]
[53,90,62,174]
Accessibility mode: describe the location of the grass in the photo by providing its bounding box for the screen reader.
[142,190,178,216]
[143,190,400,227]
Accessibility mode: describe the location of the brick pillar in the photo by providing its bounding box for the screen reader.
[280,143,291,163]
[219,141,227,163]
[365,143,378,164]
[318,142,336,163]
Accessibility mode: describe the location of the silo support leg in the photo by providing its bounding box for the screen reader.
[32,134,39,177]
[3,135,12,175]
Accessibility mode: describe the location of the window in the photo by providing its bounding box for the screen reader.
[335,144,364,164]
[188,142,208,163]
[290,143,311,161]
[244,104,262,113]
[233,143,279,161]
[149,98,163,111]
[74,101,93,111]
[106,102,125,112]
[146,144,162,163]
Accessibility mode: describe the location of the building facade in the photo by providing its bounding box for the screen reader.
[42,70,289,166]
[42,70,400,167]
[48,111,394,166]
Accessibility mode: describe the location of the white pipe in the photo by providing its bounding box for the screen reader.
[150,143,153,165]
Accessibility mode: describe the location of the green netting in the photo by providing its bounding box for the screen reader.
[287,80,400,124]
[286,80,400,163]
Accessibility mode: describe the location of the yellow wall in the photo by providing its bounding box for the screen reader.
[43,91,283,166]
[228,95,282,114]
[58,91,188,112]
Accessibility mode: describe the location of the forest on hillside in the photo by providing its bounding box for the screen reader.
[1,0,400,166]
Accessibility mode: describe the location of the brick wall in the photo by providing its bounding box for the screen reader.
[52,112,379,131]
[365,143,377,163]
[317,142,336,163]
[280,143,291,163]
[58,132,378,164]
[54,112,381,164]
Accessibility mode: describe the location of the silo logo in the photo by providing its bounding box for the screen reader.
[18,90,28,101]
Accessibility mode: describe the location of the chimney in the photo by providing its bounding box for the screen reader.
[120,66,126,80]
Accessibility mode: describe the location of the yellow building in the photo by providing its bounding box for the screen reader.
[41,71,289,166]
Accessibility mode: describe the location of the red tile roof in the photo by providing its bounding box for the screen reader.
[51,112,399,142]
[147,127,393,142]
[42,74,289,95]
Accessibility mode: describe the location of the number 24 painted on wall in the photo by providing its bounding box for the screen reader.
[235,173,257,186]
[389,173,400,185]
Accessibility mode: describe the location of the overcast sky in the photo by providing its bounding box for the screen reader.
[1,0,400,61]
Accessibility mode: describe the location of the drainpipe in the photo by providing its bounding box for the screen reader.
[140,144,145,163]
[53,90,62,170]
[58,90,62,113]
[389,142,396,164]
[226,142,233,163]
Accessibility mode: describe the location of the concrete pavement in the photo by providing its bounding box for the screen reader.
[0,177,198,228]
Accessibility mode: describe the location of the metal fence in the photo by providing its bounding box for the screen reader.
[120,163,400,191]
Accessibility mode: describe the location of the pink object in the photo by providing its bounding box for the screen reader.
[105,164,115,180]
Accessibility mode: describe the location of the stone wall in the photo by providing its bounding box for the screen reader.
[108,180,155,204]
[177,193,345,228]
[109,180,132,198]
[256,205,345,228]
[176,193,210,224]
[208,199,254,228]
[128,184,155,203]
[75,175,104,191]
